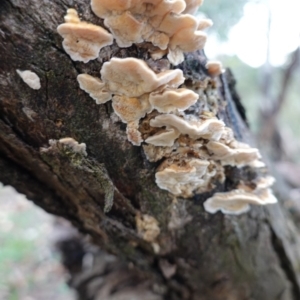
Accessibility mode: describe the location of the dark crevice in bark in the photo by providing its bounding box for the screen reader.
[270,225,300,300]
[219,73,243,141]
[0,116,38,152]
[225,68,248,126]
[50,42,82,75]
[45,68,50,109]
[70,59,81,75]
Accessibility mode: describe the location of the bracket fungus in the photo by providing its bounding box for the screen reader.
[77,74,111,104]
[197,18,214,30]
[77,58,185,101]
[57,9,113,62]
[77,57,188,145]
[155,158,219,198]
[56,2,277,215]
[112,94,152,124]
[90,0,209,65]
[100,58,185,97]
[206,140,264,168]
[149,88,199,113]
[203,185,277,215]
[145,128,180,147]
[16,69,41,90]
[150,114,225,140]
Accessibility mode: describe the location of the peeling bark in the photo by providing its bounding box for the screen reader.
[1,1,300,299]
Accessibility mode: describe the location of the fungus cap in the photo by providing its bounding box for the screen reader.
[255,176,275,190]
[256,188,278,204]
[57,9,113,63]
[112,94,152,123]
[156,158,211,197]
[203,188,277,215]
[149,88,198,113]
[167,28,207,66]
[170,28,207,52]
[197,18,213,30]
[16,70,41,90]
[183,0,203,14]
[158,13,197,36]
[104,12,144,47]
[91,0,186,18]
[206,141,262,167]
[150,114,225,140]
[101,57,185,97]
[91,0,186,50]
[145,128,180,147]
[204,191,252,215]
[77,74,112,104]
[91,0,134,18]
[146,0,186,17]
[91,0,207,65]
[168,29,206,65]
[64,8,80,23]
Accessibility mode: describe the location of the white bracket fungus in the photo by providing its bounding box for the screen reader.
[112,94,152,123]
[255,176,275,190]
[206,140,264,168]
[150,114,225,140]
[145,128,180,147]
[56,3,277,215]
[57,9,113,62]
[78,58,184,100]
[198,19,214,30]
[90,0,209,65]
[16,69,41,90]
[149,88,199,113]
[155,158,217,198]
[77,57,194,145]
[100,57,184,97]
[203,184,277,215]
[77,73,111,104]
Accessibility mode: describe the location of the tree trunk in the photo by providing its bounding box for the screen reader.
[1,1,300,299]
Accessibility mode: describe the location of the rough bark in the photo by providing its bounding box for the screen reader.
[1,1,300,299]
